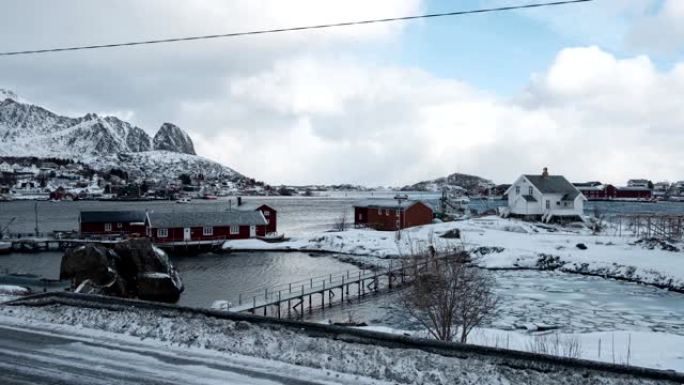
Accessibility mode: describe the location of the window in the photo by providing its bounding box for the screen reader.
[117,222,122,228]
[157,228,168,238]
[203,226,213,236]
[358,213,363,220]
[545,200,550,209]
[385,209,390,216]
[395,210,400,217]
[515,186,520,195]
[377,209,382,215]
[104,223,112,232]
[556,201,560,206]
[263,211,270,217]
[528,186,533,196]
[230,225,240,235]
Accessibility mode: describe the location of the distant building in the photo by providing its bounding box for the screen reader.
[506,168,586,222]
[627,179,652,189]
[79,210,147,236]
[354,198,433,231]
[573,182,617,201]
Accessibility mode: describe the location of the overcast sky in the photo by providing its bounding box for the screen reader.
[1,0,683,186]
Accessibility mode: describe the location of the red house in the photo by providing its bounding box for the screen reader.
[615,186,653,200]
[354,199,433,231]
[79,210,147,236]
[236,200,277,236]
[146,210,267,245]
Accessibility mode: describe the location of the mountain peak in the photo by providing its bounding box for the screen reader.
[0,89,20,102]
[153,122,196,155]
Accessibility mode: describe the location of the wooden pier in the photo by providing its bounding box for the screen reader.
[229,257,444,318]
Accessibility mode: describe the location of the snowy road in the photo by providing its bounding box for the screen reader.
[0,324,380,385]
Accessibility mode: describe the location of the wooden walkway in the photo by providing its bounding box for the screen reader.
[229,257,441,318]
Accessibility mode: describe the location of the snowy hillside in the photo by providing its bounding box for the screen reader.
[0,89,243,181]
[402,172,493,193]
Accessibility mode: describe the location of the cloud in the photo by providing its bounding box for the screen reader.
[627,0,684,54]
[191,46,684,186]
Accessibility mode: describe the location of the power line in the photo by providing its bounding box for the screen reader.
[0,0,593,57]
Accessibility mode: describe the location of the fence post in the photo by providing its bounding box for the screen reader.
[239,293,242,306]
[289,283,292,293]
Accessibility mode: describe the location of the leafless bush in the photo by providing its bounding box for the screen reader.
[333,212,347,232]
[590,206,606,234]
[402,247,498,343]
[525,333,583,359]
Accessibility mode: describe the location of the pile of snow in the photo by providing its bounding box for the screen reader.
[224,216,684,291]
[0,303,668,384]
[0,285,30,302]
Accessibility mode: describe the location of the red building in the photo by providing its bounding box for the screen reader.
[354,199,433,231]
[146,211,267,245]
[574,183,652,201]
[236,200,277,236]
[615,186,653,200]
[79,210,147,236]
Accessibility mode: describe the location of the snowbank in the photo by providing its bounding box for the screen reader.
[360,326,684,373]
[0,301,674,384]
[223,216,684,291]
[0,284,30,303]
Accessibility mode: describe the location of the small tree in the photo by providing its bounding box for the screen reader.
[403,248,498,343]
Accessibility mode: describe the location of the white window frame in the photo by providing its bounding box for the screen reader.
[377,209,382,215]
[528,186,533,196]
[515,186,520,195]
[157,228,168,238]
[358,213,363,220]
[104,223,112,232]
[385,209,390,216]
[230,225,240,235]
[203,226,213,236]
[263,211,270,217]
[395,210,400,217]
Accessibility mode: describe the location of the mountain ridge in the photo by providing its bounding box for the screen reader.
[0,89,243,182]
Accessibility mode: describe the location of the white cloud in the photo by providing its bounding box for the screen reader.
[190,46,684,186]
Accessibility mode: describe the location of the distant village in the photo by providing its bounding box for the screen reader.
[0,158,366,201]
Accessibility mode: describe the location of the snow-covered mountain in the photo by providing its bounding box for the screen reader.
[0,89,243,181]
[402,172,493,193]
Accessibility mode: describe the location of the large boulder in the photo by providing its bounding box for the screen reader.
[59,238,183,303]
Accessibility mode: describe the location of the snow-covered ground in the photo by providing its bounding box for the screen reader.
[223,216,684,291]
[0,302,672,384]
[361,325,684,372]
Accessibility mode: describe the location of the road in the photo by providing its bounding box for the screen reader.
[0,324,372,385]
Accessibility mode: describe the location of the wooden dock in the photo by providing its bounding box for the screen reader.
[229,257,444,318]
[612,213,684,240]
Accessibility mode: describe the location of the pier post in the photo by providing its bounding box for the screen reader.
[341,277,345,302]
[239,293,242,306]
[277,291,281,319]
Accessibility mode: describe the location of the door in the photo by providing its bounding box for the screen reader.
[183,227,191,241]
[250,225,256,237]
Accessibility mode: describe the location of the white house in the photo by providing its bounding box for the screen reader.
[505,168,586,223]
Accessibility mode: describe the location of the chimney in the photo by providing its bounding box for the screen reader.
[237,196,243,206]
[542,167,549,178]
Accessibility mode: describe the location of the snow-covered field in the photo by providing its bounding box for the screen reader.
[223,216,684,291]
[0,302,673,384]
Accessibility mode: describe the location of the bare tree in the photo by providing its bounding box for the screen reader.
[403,248,498,343]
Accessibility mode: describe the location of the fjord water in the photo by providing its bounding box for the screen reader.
[1,196,684,335]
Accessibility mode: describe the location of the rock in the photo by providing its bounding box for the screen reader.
[576,243,588,250]
[439,228,461,239]
[59,238,183,303]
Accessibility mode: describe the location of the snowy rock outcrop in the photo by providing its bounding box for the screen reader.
[153,122,196,155]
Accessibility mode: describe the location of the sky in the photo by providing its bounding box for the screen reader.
[1,0,683,186]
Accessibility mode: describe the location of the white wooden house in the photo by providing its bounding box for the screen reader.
[504,168,586,223]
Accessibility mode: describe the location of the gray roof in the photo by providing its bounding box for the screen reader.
[524,175,580,200]
[148,211,266,228]
[80,210,146,224]
[522,195,537,202]
[354,199,430,211]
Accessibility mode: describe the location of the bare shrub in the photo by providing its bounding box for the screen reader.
[402,247,498,343]
[525,333,583,359]
[333,212,347,231]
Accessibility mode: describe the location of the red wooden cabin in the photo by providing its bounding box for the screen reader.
[236,200,277,236]
[146,211,267,244]
[354,199,433,231]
